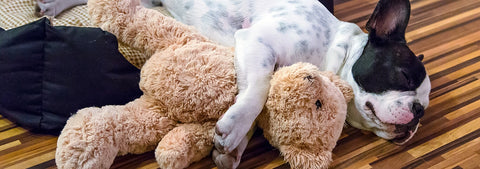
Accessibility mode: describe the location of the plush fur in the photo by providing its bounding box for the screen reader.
[54,0,352,168]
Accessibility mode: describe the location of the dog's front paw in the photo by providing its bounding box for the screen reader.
[214,118,242,153]
[214,112,251,153]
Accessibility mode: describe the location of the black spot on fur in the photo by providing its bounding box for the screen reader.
[273,12,289,17]
[258,38,277,68]
[337,43,348,50]
[269,6,286,12]
[288,0,300,4]
[184,0,194,9]
[295,40,309,53]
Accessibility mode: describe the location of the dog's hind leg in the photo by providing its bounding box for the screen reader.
[35,0,87,17]
[141,0,162,7]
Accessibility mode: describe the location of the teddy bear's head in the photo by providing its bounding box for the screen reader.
[258,62,353,169]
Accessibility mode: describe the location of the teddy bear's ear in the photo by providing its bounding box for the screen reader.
[318,71,354,103]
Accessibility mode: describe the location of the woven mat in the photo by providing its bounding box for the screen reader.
[0,0,171,68]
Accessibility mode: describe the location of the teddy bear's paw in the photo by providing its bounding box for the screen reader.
[56,132,119,169]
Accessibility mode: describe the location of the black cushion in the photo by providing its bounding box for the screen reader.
[0,18,143,135]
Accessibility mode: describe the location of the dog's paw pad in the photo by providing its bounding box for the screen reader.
[214,116,247,153]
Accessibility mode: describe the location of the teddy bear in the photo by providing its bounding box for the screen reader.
[54,0,353,168]
[258,65,353,169]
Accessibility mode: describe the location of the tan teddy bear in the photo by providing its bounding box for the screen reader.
[54,0,353,168]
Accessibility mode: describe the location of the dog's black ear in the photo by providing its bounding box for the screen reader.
[366,0,410,42]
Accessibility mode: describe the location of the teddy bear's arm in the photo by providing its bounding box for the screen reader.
[88,0,209,56]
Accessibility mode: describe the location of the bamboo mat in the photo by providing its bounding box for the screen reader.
[1,0,480,168]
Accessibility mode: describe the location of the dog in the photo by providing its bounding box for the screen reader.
[37,0,431,168]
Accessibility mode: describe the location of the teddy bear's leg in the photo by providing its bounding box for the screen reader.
[279,145,332,169]
[116,96,177,155]
[155,122,216,169]
[56,96,177,169]
[55,107,120,169]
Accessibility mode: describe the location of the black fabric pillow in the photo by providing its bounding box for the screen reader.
[0,18,143,135]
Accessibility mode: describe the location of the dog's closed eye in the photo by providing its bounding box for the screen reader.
[401,71,414,88]
[316,100,322,110]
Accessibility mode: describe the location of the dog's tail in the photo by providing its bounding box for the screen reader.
[88,0,210,56]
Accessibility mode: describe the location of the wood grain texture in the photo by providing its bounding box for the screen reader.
[1,0,480,168]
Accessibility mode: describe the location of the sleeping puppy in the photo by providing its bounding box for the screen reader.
[37,0,430,168]
[158,0,430,168]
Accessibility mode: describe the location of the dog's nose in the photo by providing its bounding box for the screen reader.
[412,102,424,118]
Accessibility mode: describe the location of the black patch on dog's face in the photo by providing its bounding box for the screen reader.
[352,0,427,93]
[352,41,426,93]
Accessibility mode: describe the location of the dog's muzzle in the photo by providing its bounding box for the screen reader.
[392,103,424,145]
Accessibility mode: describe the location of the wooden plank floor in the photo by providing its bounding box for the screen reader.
[2,0,480,168]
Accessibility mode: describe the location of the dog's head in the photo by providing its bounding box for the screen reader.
[347,0,431,145]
